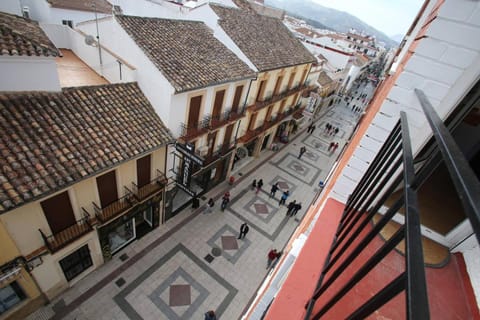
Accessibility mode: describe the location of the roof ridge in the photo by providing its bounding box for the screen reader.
[116,14,205,24]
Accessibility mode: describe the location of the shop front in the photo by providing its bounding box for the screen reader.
[98,193,161,260]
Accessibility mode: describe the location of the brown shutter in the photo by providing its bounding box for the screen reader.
[137,154,151,188]
[248,113,257,131]
[207,131,217,156]
[232,85,244,113]
[273,76,283,95]
[223,124,234,146]
[256,80,266,101]
[288,72,296,89]
[212,90,225,119]
[188,96,202,128]
[41,191,76,234]
[96,171,118,208]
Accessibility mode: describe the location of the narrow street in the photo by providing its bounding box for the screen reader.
[28,83,374,320]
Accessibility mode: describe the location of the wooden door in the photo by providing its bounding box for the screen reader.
[256,80,266,101]
[288,72,296,89]
[137,154,151,188]
[232,85,244,113]
[212,90,225,120]
[248,113,257,131]
[188,95,202,128]
[273,76,283,95]
[223,123,234,148]
[96,171,118,208]
[266,106,273,121]
[41,191,76,234]
[207,131,217,157]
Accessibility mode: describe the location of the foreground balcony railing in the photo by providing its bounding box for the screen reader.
[302,89,480,319]
[210,107,246,130]
[132,170,167,202]
[93,187,137,224]
[39,208,93,253]
[179,117,210,141]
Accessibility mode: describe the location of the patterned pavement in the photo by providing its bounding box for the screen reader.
[27,83,373,320]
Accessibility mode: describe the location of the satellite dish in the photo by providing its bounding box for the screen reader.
[236,147,248,159]
[85,35,96,46]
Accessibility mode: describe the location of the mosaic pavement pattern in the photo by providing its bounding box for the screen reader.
[206,225,251,264]
[114,244,237,320]
[271,153,322,186]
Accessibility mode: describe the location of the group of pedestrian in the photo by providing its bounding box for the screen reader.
[328,142,339,153]
[306,123,316,134]
[324,123,339,136]
[351,104,362,114]
[286,200,302,217]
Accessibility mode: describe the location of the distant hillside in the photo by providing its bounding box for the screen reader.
[265,0,399,48]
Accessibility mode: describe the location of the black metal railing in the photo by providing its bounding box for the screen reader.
[93,187,136,223]
[179,115,210,139]
[132,170,167,201]
[302,90,480,319]
[39,208,93,253]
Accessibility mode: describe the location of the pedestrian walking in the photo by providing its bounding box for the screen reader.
[292,202,302,216]
[307,123,314,133]
[298,146,306,159]
[287,200,296,216]
[204,310,217,320]
[324,122,330,132]
[256,179,263,194]
[310,125,316,134]
[206,198,214,213]
[221,191,230,211]
[270,182,279,198]
[329,142,335,151]
[351,104,355,111]
[279,190,290,206]
[251,179,257,191]
[238,222,249,239]
[332,142,339,152]
[329,127,335,136]
[334,127,339,136]
[267,249,280,269]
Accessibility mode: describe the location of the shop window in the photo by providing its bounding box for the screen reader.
[108,218,135,254]
[0,282,26,315]
[59,245,93,281]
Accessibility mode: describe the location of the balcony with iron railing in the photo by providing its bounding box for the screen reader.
[210,106,246,130]
[131,170,167,202]
[39,208,93,253]
[179,116,210,141]
[93,187,137,224]
[262,89,480,319]
[247,84,307,112]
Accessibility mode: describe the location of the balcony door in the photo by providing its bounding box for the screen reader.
[188,95,202,129]
[212,90,225,121]
[137,154,151,188]
[232,85,244,113]
[41,191,76,234]
[287,72,296,89]
[273,76,283,95]
[223,123,234,148]
[248,113,257,131]
[207,131,217,157]
[256,80,266,101]
[97,171,118,208]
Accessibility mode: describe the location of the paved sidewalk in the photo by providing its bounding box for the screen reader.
[27,83,373,320]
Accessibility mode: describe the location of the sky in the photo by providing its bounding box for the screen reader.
[312,0,424,36]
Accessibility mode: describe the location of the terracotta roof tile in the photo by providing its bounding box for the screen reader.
[116,15,255,93]
[47,0,112,14]
[211,4,315,71]
[0,82,174,213]
[0,12,59,57]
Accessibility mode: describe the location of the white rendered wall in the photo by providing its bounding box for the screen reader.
[0,56,61,91]
[77,18,174,125]
[22,0,110,25]
[0,0,22,15]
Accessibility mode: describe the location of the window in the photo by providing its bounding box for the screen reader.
[41,191,76,234]
[0,282,26,315]
[62,20,73,28]
[59,245,93,281]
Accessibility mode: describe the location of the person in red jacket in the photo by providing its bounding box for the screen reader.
[267,249,280,269]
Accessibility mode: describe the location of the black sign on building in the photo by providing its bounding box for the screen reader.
[175,142,204,197]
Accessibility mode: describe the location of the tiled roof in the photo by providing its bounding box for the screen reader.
[116,15,255,93]
[211,4,316,71]
[0,12,59,57]
[47,0,112,14]
[318,71,333,86]
[0,83,174,213]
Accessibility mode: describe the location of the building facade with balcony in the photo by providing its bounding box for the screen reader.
[209,4,316,158]
[247,0,480,318]
[76,15,256,216]
[0,221,43,320]
[0,83,174,302]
